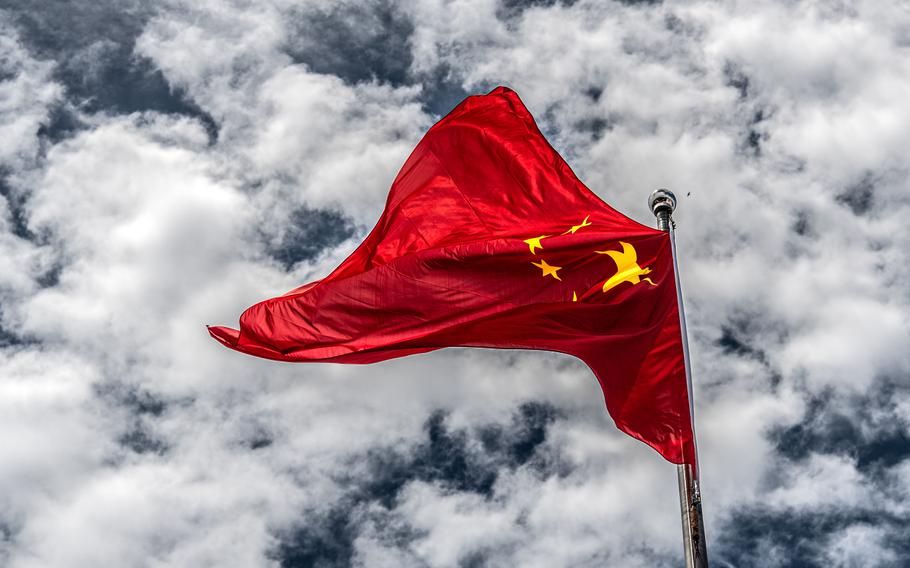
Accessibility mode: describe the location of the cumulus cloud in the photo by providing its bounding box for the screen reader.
[1,0,909,566]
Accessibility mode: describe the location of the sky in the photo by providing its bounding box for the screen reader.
[1,0,909,566]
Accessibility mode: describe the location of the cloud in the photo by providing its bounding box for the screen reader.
[2,0,214,139]
[0,19,62,343]
[1,0,910,566]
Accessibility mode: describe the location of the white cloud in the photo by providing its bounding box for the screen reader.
[0,20,62,170]
[0,21,60,306]
[19,114,252,370]
[0,350,107,513]
[766,453,870,511]
[825,523,897,567]
[2,0,910,566]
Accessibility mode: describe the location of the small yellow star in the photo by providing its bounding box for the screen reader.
[523,235,549,255]
[563,215,592,235]
[572,291,578,302]
[532,259,562,280]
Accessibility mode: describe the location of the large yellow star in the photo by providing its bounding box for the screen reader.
[523,235,549,255]
[596,241,655,293]
[531,259,562,280]
[563,215,592,235]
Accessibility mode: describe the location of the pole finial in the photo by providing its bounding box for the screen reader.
[648,188,676,232]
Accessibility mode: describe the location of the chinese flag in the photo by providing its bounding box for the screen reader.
[209,87,695,464]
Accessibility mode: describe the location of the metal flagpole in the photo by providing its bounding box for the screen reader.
[648,189,709,568]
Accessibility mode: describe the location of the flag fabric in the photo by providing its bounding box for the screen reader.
[209,86,695,465]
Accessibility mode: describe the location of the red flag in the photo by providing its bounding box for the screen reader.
[209,87,695,464]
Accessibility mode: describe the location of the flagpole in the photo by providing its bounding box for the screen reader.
[649,189,709,568]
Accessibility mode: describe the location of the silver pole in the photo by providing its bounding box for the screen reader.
[648,189,708,568]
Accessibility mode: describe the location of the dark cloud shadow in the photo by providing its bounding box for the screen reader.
[4,0,218,141]
[283,0,469,116]
[497,0,581,22]
[265,206,357,270]
[773,384,910,471]
[837,173,875,216]
[270,402,563,567]
[95,382,175,457]
[718,379,910,565]
[285,0,413,87]
[0,172,32,241]
[716,506,907,568]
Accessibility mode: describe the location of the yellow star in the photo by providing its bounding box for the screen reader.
[572,291,578,302]
[531,259,562,280]
[596,241,656,293]
[563,215,592,235]
[523,235,549,255]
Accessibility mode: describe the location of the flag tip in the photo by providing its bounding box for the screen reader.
[207,325,241,347]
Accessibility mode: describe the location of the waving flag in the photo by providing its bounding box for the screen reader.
[209,87,695,464]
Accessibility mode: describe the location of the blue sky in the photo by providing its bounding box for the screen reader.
[1,1,909,566]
